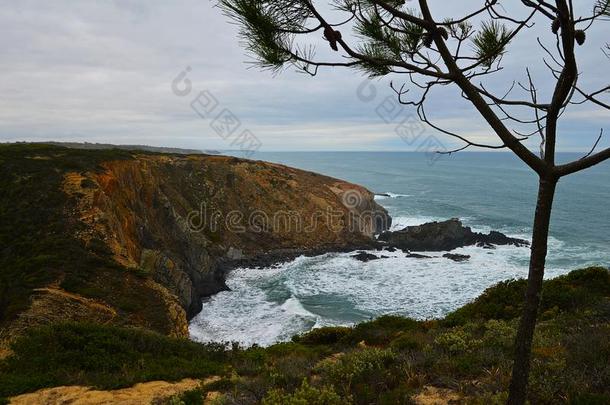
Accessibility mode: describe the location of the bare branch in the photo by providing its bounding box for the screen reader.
[556,147,610,176]
[580,129,604,160]
[418,0,547,174]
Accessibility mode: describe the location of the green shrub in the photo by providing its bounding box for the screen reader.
[262,380,348,405]
[542,267,610,310]
[167,395,187,405]
[167,387,206,405]
[377,384,416,405]
[527,354,568,404]
[468,391,508,405]
[315,348,407,404]
[347,316,421,345]
[481,319,516,350]
[434,328,480,353]
[295,327,352,346]
[390,332,427,352]
[570,393,610,405]
[443,267,610,326]
[200,378,235,393]
[315,348,397,386]
[0,322,228,398]
[443,279,527,326]
[268,354,318,391]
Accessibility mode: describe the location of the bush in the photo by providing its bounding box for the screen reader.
[570,393,610,405]
[390,332,427,352]
[542,267,610,310]
[347,316,421,345]
[0,322,228,398]
[481,320,516,351]
[443,267,610,326]
[166,387,206,405]
[315,348,397,387]
[262,380,348,405]
[468,391,508,405]
[315,348,406,404]
[377,384,416,405]
[295,327,352,346]
[434,328,480,354]
[443,279,527,326]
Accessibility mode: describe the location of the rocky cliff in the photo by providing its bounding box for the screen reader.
[0,144,389,344]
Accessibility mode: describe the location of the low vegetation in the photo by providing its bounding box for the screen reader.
[1,266,608,404]
[0,322,228,398]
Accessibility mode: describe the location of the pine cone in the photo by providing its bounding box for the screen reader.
[575,30,586,46]
[438,27,449,40]
[422,33,433,48]
[324,26,339,51]
[551,18,560,34]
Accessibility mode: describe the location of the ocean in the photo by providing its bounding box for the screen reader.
[189,152,610,346]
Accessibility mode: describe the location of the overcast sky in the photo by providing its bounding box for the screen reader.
[0,0,608,152]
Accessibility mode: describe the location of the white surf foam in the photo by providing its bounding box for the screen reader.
[189,257,320,347]
[280,297,317,319]
[389,216,444,231]
[388,216,527,238]
[375,192,411,200]
[189,241,545,347]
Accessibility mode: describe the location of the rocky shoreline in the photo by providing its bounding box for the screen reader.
[195,241,382,318]
[1,144,533,343]
[215,219,530,286]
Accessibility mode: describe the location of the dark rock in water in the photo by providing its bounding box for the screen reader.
[407,253,432,259]
[378,218,529,252]
[485,231,527,246]
[381,255,389,259]
[443,253,470,262]
[385,246,397,253]
[352,251,381,262]
[476,241,496,249]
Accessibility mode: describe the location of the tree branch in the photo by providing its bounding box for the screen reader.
[556,147,610,176]
[418,0,547,175]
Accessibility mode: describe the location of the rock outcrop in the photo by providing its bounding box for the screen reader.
[443,253,471,262]
[406,253,433,259]
[352,252,381,262]
[379,218,528,252]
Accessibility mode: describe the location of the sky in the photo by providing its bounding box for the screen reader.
[0,0,608,153]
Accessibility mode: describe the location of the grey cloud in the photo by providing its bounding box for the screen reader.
[0,1,608,152]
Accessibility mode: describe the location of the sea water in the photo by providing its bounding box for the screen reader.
[189,152,610,346]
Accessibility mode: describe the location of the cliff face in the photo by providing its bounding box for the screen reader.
[66,154,390,320]
[0,145,389,343]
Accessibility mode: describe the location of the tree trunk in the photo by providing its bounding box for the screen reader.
[507,176,558,405]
